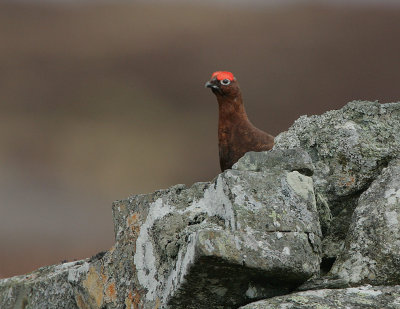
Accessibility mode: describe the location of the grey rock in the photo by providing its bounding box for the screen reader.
[233,148,314,176]
[274,101,400,259]
[0,261,86,309]
[295,275,350,291]
[0,148,321,309]
[239,285,400,309]
[2,100,400,309]
[113,150,321,308]
[330,158,400,285]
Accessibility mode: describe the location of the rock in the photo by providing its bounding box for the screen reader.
[112,148,321,308]
[0,148,321,309]
[0,260,87,309]
[233,148,314,176]
[239,285,400,309]
[274,101,400,260]
[330,159,400,285]
[2,100,400,308]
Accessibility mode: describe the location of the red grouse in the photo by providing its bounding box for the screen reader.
[205,71,274,171]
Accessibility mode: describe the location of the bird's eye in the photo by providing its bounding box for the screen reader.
[220,79,231,86]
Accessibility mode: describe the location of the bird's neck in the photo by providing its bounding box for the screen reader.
[217,94,249,128]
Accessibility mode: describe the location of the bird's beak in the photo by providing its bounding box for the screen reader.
[205,81,216,89]
[205,80,222,93]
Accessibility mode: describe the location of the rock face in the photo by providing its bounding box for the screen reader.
[330,158,400,285]
[0,149,322,309]
[113,154,321,308]
[274,101,400,262]
[1,100,400,308]
[239,285,400,309]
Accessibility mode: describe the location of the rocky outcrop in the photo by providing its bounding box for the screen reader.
[113,152,321,308]
[330,158,400,285]
[0,148,322,309]
[1,100,400,308]
[240,285,400,309]
[274,101,400,264]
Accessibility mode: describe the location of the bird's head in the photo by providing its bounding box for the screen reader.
[205,71,240,98]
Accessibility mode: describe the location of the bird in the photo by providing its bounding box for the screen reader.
[205,71,274,172]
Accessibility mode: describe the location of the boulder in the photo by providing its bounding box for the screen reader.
[330,159,400,285]
[111,148,321,308]
[239,285,400,309]
[274,101,400,261]
[0,148,321,309]
[2,100,400,308]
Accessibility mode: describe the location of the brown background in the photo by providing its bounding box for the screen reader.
[1,1,400,278]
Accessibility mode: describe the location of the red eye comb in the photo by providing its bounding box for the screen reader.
[211,71,234,81]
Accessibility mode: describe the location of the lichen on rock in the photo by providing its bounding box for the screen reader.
[239,285,400,309]
[330,158,400,285]
[112,147,322,308]
[274,101,400,261]
[1,100,400,308]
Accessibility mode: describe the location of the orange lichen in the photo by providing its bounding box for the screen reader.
[154,298,161,309]
[125,289,142,309]
[82,267,104,307]
[105,281,117,302]
[346,176,355,186]
[339,175,355,187]
[133,289,141,309]
[75,293,89,309]
[127,213,141,236]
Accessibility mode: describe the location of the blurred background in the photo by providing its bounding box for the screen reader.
[1,0,400,278]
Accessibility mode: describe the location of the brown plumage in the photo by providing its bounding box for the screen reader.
[205,71,274,172]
